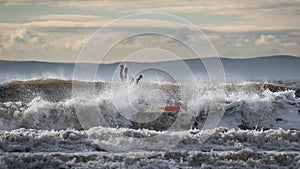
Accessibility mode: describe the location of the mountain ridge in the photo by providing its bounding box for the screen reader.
[1,55,299,80]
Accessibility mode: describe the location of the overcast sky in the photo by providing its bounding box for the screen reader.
[0,0,299,63]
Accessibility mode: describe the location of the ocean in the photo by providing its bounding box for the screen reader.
[0,57,299,168]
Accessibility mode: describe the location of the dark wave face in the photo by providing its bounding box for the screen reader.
[0,79,107,103]
[1,79,300,102]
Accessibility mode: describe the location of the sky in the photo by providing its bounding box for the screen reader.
[0,0,299,63]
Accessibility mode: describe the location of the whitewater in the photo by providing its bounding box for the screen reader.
[0,78,299,168]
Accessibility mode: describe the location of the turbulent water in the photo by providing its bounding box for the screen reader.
[0,79,300,168]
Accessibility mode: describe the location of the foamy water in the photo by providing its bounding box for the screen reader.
[0,79,299,168]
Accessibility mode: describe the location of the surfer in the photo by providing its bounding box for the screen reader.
[120,64,143,84]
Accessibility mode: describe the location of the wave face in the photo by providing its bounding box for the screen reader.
[0,79,300,168]
[0,79,299,131]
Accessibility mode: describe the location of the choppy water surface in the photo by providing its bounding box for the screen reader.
[0,79,299,168]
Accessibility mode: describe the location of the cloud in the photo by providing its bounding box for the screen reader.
[233,38,250,47]
[255,34,280,46]
[1,1,299,33]
[282,42,298,47]
[0,18,189,33]
[32,15,104,21]
[202,25,294,32]
[13,28,38,42]
[0,21,107,33]
[0,0,299,61]
[206,31,300,58]
[0,28,40,49]
[0,27,89,62]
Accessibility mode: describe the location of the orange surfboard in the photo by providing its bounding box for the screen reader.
[164,106,180,112]
[138,106,180,113]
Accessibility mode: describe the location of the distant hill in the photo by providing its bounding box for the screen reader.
[221,55,300,80]
[0,55,299,81]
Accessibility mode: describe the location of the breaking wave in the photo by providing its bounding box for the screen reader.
[0,79,299,131]
[0,79,300,168]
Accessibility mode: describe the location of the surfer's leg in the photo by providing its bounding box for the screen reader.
[120,65,124,81]
[136,74,143,84]
[124,67,128,81]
